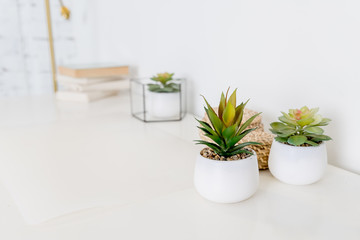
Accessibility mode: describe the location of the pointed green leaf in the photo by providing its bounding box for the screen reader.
[204,134,224,147]
[195,140,222,153]
[218,92,226,120]
[287,135,307,146]
[226,128,256,149]
[204,107,224,135]
[227,149,253,156]
[225,87,230,103]
[222,102,236,127]
[195,118,217,136]
[222,125,237,144]
[197,126,211,135]
[236,112,261,135]
[228,141,261,152]
[228,89,237,108]
[234,99,249,127]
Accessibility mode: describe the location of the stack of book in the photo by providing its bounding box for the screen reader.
[56,64,129,102]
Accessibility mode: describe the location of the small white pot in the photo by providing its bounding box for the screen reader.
[194,151,259,203]
[147,92,180,119]
[268,140,327,185]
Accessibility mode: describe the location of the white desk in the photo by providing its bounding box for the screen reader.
[0,93,359,240]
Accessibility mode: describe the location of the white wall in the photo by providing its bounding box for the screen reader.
[1,0,359,174]
[0,0,78,95]
[89,0,360,174]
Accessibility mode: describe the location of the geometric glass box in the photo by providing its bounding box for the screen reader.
[130,78,186,122]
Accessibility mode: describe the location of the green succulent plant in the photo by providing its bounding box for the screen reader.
[270,106,332,146]
[195,88,261,157]
[148,72,180,93]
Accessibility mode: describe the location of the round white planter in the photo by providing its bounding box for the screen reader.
[268,140,327,185]
[194,151,259,203]
[147,91,180,119]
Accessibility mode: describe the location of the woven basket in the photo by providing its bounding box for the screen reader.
[199,108,273,170]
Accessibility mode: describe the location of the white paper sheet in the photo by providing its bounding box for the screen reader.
[0,117,195,224]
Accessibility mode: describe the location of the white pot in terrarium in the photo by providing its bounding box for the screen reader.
[147,72,181,119]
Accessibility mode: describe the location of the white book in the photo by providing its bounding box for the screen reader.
[60,79,129,92]
[57,75,121,85]
[56,91,117,102]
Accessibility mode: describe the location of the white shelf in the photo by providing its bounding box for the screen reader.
[0,93,359,239]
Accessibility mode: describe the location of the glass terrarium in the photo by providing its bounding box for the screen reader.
[130,77,186,122]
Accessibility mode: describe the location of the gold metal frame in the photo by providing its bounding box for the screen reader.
[45,0,57,92]
[44,0,70,92]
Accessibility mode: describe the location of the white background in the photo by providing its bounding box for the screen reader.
[1,0,359,173]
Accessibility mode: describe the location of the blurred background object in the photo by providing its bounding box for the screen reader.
[0,0,359,173]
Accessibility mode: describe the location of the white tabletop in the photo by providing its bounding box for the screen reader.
[0,93,359,240]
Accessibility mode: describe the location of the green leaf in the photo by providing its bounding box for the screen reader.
[197,126,211,135]
[165,82,180,92]
[309,114,322,126]
[237,112,261,135]
[287,135,307,146]
[305,140,319,146]
[148,84,161,92]
[234,99,249,127]
[222,125,237,144]
[276,128,297,137]
[313,118,331,126]
[201,95,216,113]
[195,118,217,136]
[222,102,236,127]
[204,107,224,136]
[278,115,297,126]
[304,126,324,135]
[204,134,224,147]
[228,89,237,108]
[218,92,226,120]
[228,141,261,152]
[297,117,315,127]
[270,122,288,131]
[275,137,287,143]
[308,134,332,142]
[195,140,222,153]
[227,149,253,157]
[226,128,256,149]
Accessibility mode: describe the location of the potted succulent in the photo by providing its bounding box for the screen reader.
[268,106,332,185]
[147,72,180,119]
[194,88,261,203]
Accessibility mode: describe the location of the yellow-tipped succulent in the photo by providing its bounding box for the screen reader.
[195,88,261,157]
[270,106,332,146]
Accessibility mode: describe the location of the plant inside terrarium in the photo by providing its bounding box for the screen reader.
[269,106,332,146]
[195,88,261,159]
[148,72,180,93]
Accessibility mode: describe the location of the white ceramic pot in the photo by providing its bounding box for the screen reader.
[194,151,259,203]
[147,92,180,119]
[268,140,327,185]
